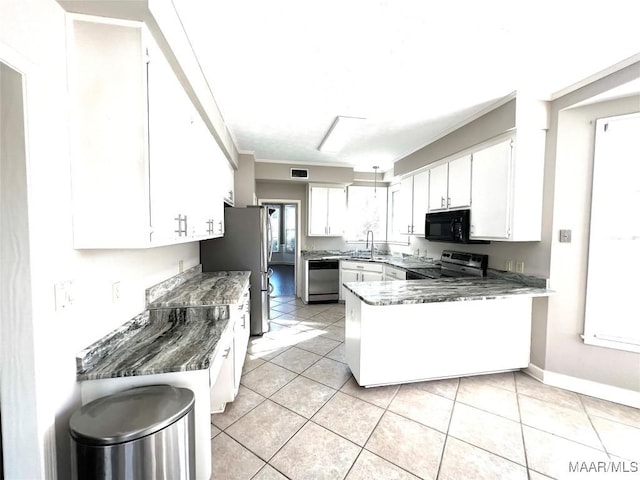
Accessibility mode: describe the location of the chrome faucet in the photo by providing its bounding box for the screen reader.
[365,230,374,259]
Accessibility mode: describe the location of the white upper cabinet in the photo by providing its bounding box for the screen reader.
[308,185,346,236]
[428,155,471,211]
[68,16,225,248]
[470,132,545,241]
[396,170,429,235]
[411,170,429,235]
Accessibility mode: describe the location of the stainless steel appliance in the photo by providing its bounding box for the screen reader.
[406,250,488,280]
[307,259,339,303]
[200,206,273,335]
[425,209,488,244]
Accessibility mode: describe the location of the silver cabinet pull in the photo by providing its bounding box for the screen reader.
[440,196,445,208]
[222,347,231,359]
[447,197,451,208]
[174,214,187,236]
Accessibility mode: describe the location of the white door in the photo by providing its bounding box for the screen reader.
[411,171,429,235]
[309,187,328,235]
[448,155,472,209]
[428,163,448,211]
[470,139,512,239]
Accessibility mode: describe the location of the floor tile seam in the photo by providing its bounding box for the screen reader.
[586,412,640,430]
[267,351,325,376]
[513,377,531,475]
[522,423,609,453]
[214,431,267,473]
[225,411,309,465]
[359,446,424,479]
[212,392,268,433]
[307,417,367,450]
[336,385,398,410]
[435,377,460,480]
[268,373,341,419]
[454,398,520,422]
[444,433,530,470]
[577,389,613,459]
[251,464,292,480]
[516,390,585,413]
[294,342,341,357]
[384,404,452,436]
[299,370,352,391]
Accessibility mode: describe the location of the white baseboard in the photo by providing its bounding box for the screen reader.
[524,364,640,409]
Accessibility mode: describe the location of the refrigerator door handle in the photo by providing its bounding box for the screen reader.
[267,217,274,262]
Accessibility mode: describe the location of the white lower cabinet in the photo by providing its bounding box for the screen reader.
[339,261,383,300]
[210,287,250,413]
[384,265,407,281]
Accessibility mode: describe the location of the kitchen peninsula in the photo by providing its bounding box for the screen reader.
[75,268,250,480]
[344,274,552,387]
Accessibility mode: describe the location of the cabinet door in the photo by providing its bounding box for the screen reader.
[308,187,328,235]
[411,171,429,235]
[398,177,414,234]
[341,270,359,301]
[210,337,235,413]
[470,139,512,239]
[233,306,250,394]
[326,187,346,236]
[428,164,449,211]
[362,272,383,282]
[448,155,471,209]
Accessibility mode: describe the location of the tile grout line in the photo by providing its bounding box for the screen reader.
[513,373,533,478]
[435,377,460,480]
[577,394,612,459]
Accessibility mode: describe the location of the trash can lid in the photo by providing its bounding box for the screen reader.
[69,385,194,446]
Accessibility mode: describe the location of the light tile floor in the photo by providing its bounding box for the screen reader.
[211,296,640,480]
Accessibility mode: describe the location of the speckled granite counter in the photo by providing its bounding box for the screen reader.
[343,276,552,306]
[302,250,439,271]
[149,271,250,308]
[76,271,250,381]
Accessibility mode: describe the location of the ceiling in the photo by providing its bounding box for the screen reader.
[173,0,640,172]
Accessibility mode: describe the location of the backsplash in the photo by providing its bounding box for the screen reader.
[145,264,202,306]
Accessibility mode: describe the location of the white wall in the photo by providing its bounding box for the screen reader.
[545,94,640,391]
[1,1,200,477]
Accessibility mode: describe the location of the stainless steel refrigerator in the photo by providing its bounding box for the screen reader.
[200,206,272,335]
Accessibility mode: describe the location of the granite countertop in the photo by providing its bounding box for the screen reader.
[343,276,553,306]
[148,271,250,308]
[76,270,250,381]
[302,250,439,271]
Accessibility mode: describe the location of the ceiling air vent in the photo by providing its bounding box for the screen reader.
[290,168,309,179]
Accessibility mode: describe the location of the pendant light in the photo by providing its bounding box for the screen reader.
[373,165,379,197]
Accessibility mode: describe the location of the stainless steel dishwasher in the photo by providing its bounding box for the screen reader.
[307,259,339,303]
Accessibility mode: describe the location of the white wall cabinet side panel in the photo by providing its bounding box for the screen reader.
[411,171,429,235]
[327,186,346,236]
[428,163,448,211]
[399,176,414,234]
[470,139,512,239]
[69,16,223,248]
[447,154,471,209]
[69,19,150,247]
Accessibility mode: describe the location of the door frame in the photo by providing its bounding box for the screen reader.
[257,198,301,297]
[0,42,57,480]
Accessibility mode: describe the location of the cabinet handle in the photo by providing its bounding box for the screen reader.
[407,224,411,234]
[218,220,223,233]
[242,314,246,328]
[441,197,445,208]
[222,347,231,359]
[174,214,187,236]
[447,197,451,208]
[328,226,331,234]
[356,265,364,269]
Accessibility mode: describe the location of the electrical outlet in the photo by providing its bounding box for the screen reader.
[516,261,525,273]
[112,281,121,303]
[179,260,184,273]
[54,281,74,310]
[505,260,514,272]
[559,229,572,243]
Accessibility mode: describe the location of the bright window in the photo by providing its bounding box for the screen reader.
[346,186,388,241]
[268,205,280,253]
[584,112,640,352]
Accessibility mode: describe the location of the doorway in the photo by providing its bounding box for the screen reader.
[259,200,300,298]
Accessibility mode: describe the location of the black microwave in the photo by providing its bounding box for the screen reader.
[425,209,488,243]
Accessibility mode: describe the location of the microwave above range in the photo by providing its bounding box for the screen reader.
[425,209,489,244]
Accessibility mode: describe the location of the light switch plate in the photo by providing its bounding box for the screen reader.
[559,229,572,243]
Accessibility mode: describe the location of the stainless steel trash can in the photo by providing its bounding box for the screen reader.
[69,385,195,480]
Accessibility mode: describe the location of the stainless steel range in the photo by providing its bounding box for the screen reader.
[406,250,488,280]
